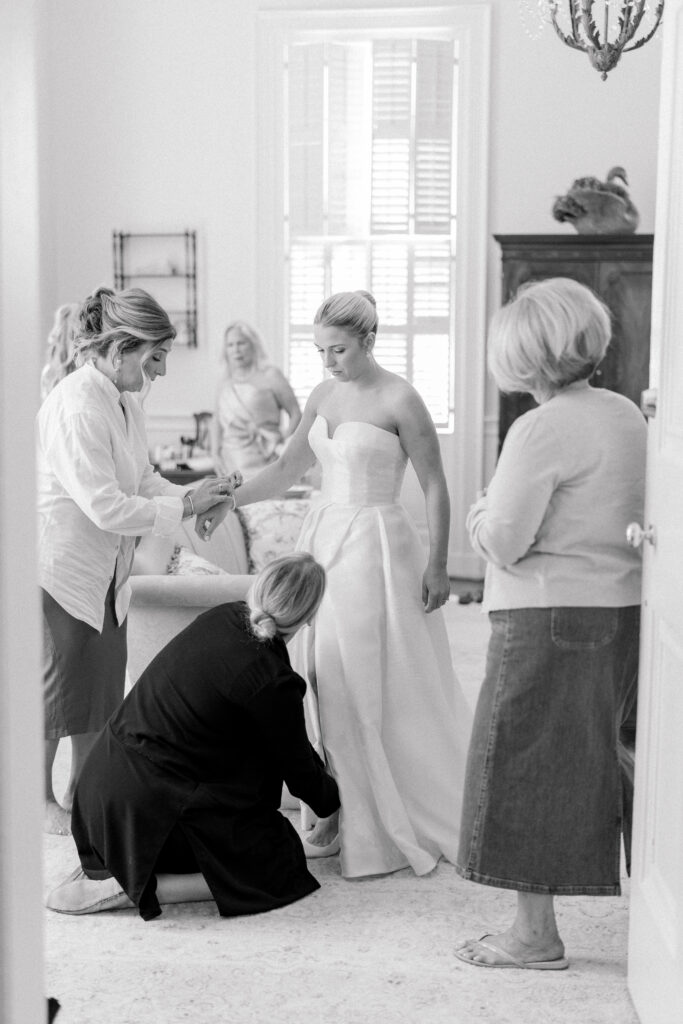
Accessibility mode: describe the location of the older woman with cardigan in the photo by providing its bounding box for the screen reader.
[455,278,646,970]
[46,553,339,920]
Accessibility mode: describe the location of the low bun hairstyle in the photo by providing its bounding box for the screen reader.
[73,286,176,365]
[314,290,378,343]
[247,552,326,642]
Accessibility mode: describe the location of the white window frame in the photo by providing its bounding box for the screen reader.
[257,5,490,576]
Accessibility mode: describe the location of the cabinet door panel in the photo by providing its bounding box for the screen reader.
[503,259,598,297]
[498,261,599,449]
[595,262,651,405]
[496,240,652,449]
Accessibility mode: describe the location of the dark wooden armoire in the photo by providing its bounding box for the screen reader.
[494,234,654,449]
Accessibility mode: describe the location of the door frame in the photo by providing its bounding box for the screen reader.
[627,1,683,1019]
[0,2,45,1022]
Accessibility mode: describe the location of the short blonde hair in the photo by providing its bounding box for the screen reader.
[314,290,378,342]
[248,552,326,641]
[488,278,611,402]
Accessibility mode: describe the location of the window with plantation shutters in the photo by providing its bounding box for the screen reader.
[285,34,459,430]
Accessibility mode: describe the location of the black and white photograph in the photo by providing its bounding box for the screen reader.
[1,1,681,1022]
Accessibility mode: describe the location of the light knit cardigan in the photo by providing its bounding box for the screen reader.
[468,381,647,612]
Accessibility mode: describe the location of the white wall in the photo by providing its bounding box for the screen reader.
[489,2,659,234]
[39,0,264,440]
[38,0,662,515]
[482,2,661,477]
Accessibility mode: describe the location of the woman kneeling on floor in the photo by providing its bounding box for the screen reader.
[47,553,339,920]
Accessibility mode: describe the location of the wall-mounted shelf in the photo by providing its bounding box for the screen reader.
[113,230,198,346]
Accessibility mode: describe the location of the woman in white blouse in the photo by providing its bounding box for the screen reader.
[38,286,236,836]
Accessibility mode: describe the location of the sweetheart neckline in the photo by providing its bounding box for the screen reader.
[314,414,400,442]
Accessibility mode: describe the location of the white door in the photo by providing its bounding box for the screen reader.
[627,3,683,1020]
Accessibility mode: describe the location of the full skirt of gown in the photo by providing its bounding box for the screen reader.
[290,416,472,878]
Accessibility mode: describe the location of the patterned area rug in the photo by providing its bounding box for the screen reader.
[44,602,639,1024]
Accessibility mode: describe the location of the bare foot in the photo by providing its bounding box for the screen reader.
[456,927,566,967]
[300,803,317,832]
[45,801,72,836]
[305,822,338,847]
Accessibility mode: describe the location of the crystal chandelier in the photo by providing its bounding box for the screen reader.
[519,1,665,80]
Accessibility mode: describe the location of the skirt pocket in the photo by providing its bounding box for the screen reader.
[551,607,618,650]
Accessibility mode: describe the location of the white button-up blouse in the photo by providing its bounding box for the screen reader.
[37,363,187,631]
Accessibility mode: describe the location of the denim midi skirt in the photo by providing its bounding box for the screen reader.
[456,606,639,896]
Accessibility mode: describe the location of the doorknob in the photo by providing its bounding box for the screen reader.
[626,522,656,548]
[640,388,657,419]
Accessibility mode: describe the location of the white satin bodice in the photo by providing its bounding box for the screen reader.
[309,415,407,507]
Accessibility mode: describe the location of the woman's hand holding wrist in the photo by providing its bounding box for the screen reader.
[189,473,243,516]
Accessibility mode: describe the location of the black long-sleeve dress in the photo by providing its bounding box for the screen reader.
[71,602,340,920]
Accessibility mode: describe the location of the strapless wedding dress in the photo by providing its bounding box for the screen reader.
[290,415,472,878]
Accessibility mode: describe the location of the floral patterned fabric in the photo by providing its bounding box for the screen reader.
[166,545,228,576]
[165,499,311,577]
[236,499,310,573]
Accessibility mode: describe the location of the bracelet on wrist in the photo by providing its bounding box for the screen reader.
[184,492,195,519]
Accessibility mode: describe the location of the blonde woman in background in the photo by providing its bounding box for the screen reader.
[40,302,80,399]
[38,286,236,835]
[213,320,301,478]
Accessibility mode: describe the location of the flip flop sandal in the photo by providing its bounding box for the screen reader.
[455,935,569,971]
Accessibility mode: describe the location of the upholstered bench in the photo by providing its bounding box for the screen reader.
[127,498,312,685]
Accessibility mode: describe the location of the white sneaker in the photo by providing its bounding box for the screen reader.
[46,866,133,915]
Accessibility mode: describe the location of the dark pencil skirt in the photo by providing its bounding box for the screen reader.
[42,581,127,739]
[455,606,639,896]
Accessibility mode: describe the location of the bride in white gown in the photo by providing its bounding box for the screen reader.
[204,291,471,878]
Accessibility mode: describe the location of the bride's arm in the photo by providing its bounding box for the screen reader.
[197,385,325,539]
[396,388,451,612]
[235,389,321,505]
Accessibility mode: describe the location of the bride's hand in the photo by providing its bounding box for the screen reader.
[422,565,450,613]
[195,500,230,541]
[193,471,242,541]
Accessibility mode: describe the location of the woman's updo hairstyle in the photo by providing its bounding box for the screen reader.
[314,290,378,345]
[248,552,326,642]
[74,286,175,365]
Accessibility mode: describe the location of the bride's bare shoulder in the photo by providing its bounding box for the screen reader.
[305,378,336,414]
[381,371,421,405]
